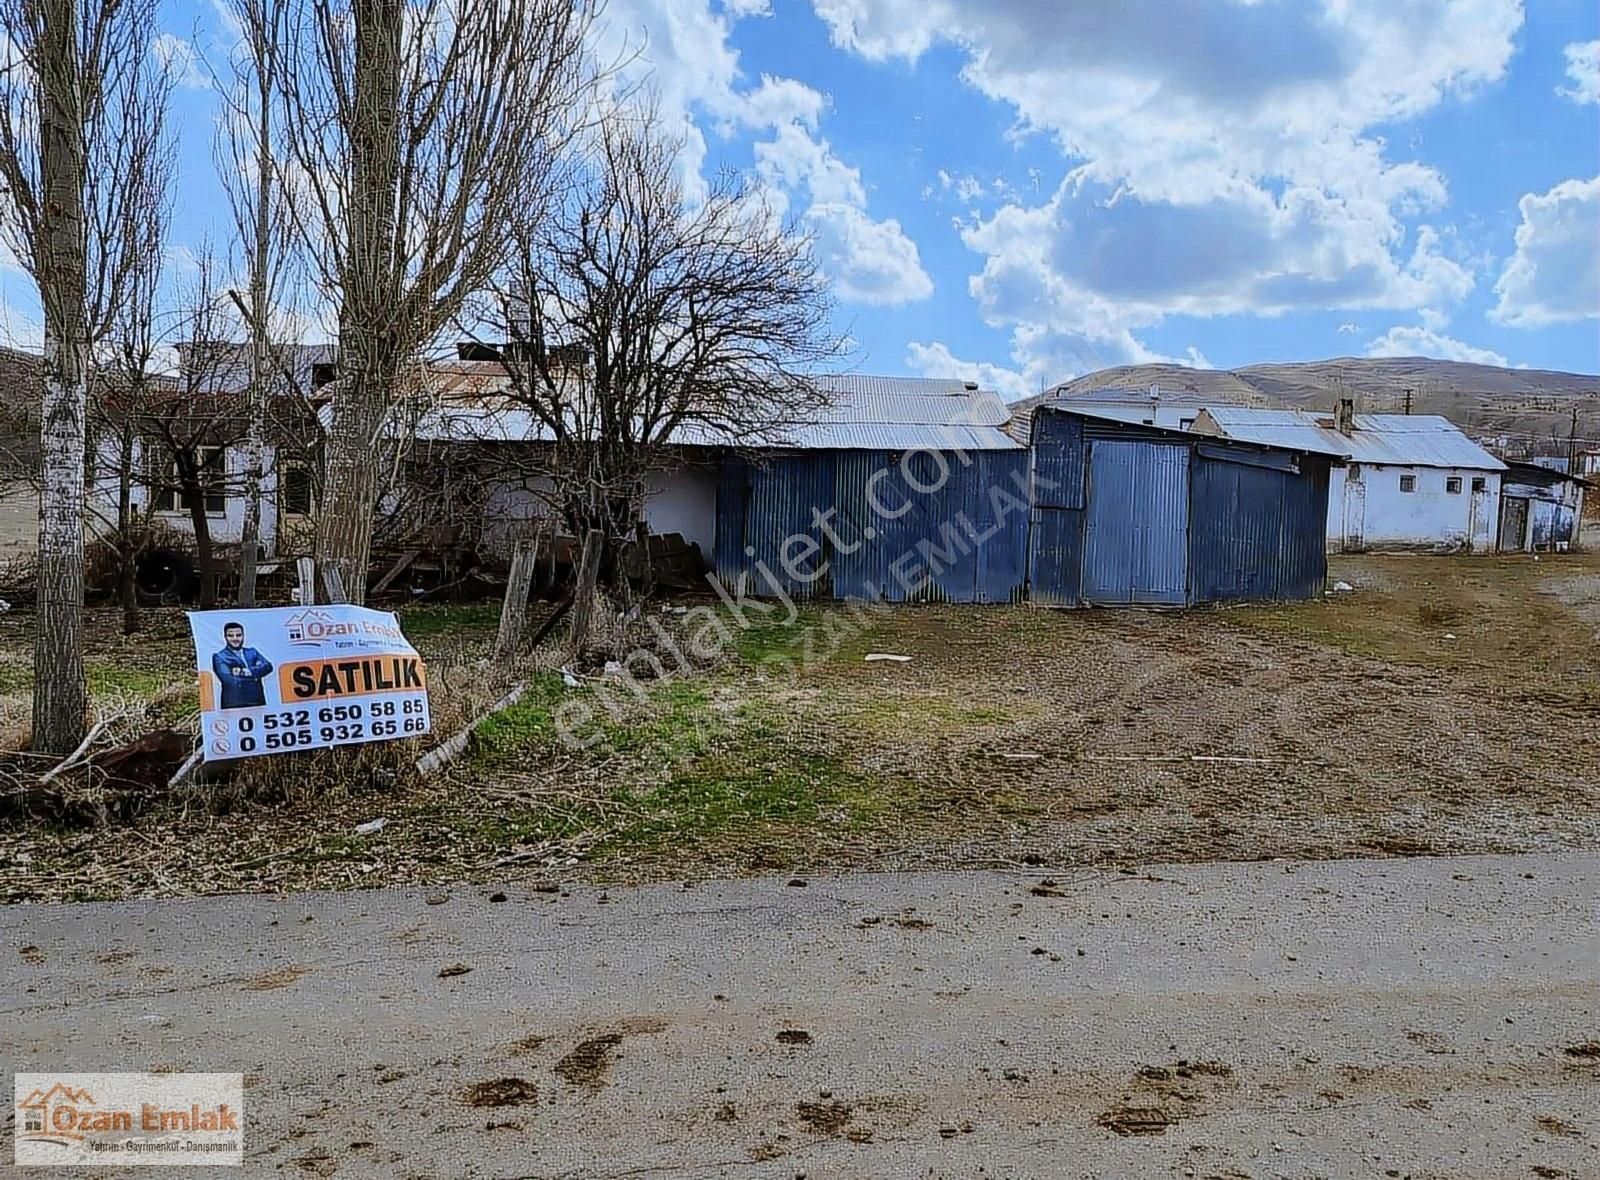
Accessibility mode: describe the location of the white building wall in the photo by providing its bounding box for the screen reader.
[1327,463,1501,553]
[88,437,283,554]
[479,461,718,561]
[642,464,717,558]
[87,442,720,564]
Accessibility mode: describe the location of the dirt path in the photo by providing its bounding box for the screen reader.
[5,853,1597,1178]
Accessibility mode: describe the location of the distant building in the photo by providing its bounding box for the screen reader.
[1193,402,1506,554]
[1498,462,1587,552]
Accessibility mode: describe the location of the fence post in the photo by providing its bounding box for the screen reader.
[493,539,539,661]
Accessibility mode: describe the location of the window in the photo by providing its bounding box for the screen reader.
[1471,477,1486,493]
[1399,474,1416,493]
[280,462,314,515]
[156,446,226,515]
[1445,476,1462,494]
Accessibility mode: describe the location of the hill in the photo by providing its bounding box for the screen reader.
[1018,356,1600,451]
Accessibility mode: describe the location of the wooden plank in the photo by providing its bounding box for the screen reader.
[295,557,315,604]
[321,565,349,605]
[371,548,420,596]
[413,681,528,779]
[492,540,539,660]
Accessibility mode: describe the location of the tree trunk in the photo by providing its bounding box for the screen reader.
[236,53,274,609]
[316,0,402,606]
[187,490,217,608]
[32,0,89,754]
[116,426,139,634]
[315,374,389,603]
[237,428,263,606]
[568,528,603,657]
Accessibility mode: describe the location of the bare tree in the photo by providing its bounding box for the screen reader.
[257,0,597,600]
[0,0,174,751]
[91,116,174,632]
[213,0,297,606]
[483,109,838,581]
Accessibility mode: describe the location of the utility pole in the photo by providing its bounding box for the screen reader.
[1568,405,1578,470]
[1403,388,1412,415]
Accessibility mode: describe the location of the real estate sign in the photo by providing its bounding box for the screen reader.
[187,605,431,762]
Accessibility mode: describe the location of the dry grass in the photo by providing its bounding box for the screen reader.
[2,552,1599,901]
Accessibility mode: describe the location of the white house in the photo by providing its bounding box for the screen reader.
[86,435,315,556]
[1194,402,1506,553]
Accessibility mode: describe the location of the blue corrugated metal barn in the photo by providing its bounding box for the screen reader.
[1027,405,1335,606]
[711,376,1031,603]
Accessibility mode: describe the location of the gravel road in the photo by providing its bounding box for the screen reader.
[5,853,1598,1178]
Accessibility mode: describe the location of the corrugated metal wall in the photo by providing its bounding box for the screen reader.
[1026,412,1086,606]
[715,449,1031,603]
[1027,409,1330,607]
[1188,450,1330,602]
[1080,441,1190,606]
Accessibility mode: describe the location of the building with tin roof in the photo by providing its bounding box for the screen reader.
[1194,401,1507,553]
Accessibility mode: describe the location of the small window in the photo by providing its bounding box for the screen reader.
[1445,476,1462,494]
[310,361,337,389]
[1399,474,1417,493]
[157,446,226,515]
[280,462,314,515]
[1471,477,1486,493]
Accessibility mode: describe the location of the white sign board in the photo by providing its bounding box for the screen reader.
[187,606,430,762]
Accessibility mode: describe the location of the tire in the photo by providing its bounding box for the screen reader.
[136,549,200,603]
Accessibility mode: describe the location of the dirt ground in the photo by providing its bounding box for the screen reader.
[1,553,1597,901]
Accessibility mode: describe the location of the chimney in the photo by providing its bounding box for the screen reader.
[1335,397,1355,435]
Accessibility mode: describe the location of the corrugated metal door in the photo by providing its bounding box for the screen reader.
[1081,441,1189,605]
[1498,495,1528,552]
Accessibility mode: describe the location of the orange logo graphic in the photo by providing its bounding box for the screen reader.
[18,1082,101,1146]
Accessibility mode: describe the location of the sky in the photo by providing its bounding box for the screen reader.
[2,0,1597,397]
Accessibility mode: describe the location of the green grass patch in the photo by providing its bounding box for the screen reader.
[0,658,31,695]
[396,604,502,640]
[598,743,888,855]
[471,673,569,759]
[86,661,182,699]
[732,605,884,668]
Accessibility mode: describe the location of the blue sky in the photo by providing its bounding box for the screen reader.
[2,0,1597,395]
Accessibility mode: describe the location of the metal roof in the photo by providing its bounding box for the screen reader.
[1201,407,1506,470]
[403,372,1022,451]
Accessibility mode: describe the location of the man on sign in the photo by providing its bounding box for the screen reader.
[212,622,274,709]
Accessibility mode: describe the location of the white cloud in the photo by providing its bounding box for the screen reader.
[936,170,984,202]
[1365,324,1507,367]
[153,33,211,90]
[597,1,929,306]
[809,203,932,305]
[1559,41,1600,105]
[813,0,1519,372]
[754,124,932,304]
[1337,322,1361,334]
[1492,176,1600,327]
[733,74,827,131]
[905,340,1033,400]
